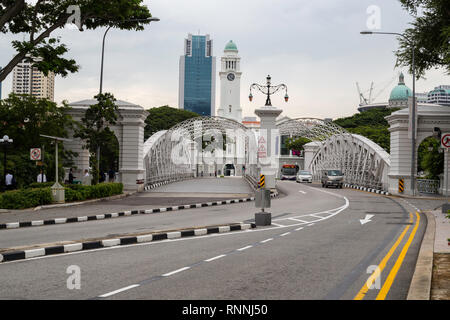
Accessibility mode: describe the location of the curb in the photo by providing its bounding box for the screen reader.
[344,183,390,196]
[407,211,435,300]
[31,191,136,211]
[0,223,257,264]
[0,192,278,231]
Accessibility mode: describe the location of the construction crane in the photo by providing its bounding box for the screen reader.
[356,73,400,106]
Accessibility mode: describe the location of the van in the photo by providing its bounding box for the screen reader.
[321,170,344,188]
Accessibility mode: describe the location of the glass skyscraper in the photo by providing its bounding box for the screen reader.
[179,34,216,116]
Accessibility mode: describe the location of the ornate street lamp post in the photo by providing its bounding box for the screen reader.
[249,75,289,106]
[0,135,13,191]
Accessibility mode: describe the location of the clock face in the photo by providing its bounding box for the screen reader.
[227,73,235,81]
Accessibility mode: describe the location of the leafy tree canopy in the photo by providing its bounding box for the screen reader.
[0,94,75,187]
[144,106,200,140]
[0,0,152,82]
[285,137,312,152]
[333,108,399,152]
[396,0,450,77]
[74,92,119,184]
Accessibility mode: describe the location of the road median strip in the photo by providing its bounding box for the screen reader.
[0,191,278,231]
[0,223,257,264]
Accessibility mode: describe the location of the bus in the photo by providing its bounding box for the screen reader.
[280,164,299,180]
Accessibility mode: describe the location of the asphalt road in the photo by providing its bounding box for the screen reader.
[0,180,429,300]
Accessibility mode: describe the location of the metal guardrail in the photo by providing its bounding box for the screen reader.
[417,179,440,194]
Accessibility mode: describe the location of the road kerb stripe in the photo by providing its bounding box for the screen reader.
[376,212,421,300]
[354,213,413,300]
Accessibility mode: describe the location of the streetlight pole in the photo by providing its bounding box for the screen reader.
[360,31,417,195]
[97,17,160,182]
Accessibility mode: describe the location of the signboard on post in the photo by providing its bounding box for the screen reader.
[441,133,450,149]
[258,136,267,159]
[30,148,41,161]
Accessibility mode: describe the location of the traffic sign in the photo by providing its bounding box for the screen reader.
[441,133,450,148]
[30,148,41,161]
[258,174,266,188]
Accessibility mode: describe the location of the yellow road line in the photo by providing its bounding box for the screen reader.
[353,213,412,300]
[376,211,420,300]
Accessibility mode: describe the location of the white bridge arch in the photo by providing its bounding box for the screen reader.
[144,117,258,186]
[277,118,391,190]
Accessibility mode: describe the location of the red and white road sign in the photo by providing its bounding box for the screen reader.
[30,148,42,161]
[258,136,267,158]
[441,133,450,148]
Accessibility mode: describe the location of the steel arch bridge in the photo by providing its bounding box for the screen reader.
[277,118,391,190]
[144,117,258,186]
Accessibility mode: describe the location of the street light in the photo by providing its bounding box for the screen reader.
[99,17,160,94]
[360,30,417,196]
[97,17,160,183]
[249,75,289,106]
[0,135,13,191]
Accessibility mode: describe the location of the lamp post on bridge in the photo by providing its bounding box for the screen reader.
[360,31,417,196]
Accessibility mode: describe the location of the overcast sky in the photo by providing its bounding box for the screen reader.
[1,0,448,119]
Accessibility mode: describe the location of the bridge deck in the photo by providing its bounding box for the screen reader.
[147,177,253,196]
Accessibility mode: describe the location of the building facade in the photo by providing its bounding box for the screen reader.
[179,34,216,116]
[12,59,55,101]
[428,85,450,106]
[217,40,243,123]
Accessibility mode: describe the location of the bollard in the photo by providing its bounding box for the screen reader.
[255,188,271,226]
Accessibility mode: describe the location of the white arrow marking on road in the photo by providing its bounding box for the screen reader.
[299,190,307,194]
[360,214,375,225]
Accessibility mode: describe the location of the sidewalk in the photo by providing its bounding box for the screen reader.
[430,209,450,300]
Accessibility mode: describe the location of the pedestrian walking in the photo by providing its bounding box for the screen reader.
[108,169,115,183]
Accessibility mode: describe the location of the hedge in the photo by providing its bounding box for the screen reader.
[65,183,123,202]
[0,183,123,210]
[0,188,53,209]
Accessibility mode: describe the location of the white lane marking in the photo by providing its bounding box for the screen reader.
[271,222,286,227]
[288,218,309,223]
[260,238,273,243]
[299,190,307,194]
[237,245,253,251]
[280,232,291,237]
[3,195,350,265]
[295,227,304,231]
[99,284,140,298]
[307,223,315,227]
[205,254,226,262]
[162,266,191,277]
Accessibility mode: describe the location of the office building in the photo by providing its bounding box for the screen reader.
[179,34,216,116]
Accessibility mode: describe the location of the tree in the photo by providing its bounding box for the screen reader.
[74,93,119,185]
[418,136,444,179]
[396,0,450,78]
[0,0,152,82]
[285,137,312,153]
[0,94,75,187]
[144,106,200,140]
[333,108,400,153]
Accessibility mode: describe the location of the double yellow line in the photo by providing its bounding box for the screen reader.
[354,211,420,300]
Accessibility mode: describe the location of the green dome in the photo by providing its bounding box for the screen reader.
[224,40,238,51]
[389,73,412,101]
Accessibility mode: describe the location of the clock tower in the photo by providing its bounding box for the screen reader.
[217,40,242,123]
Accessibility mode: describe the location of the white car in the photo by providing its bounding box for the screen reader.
[296,170,312,183]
